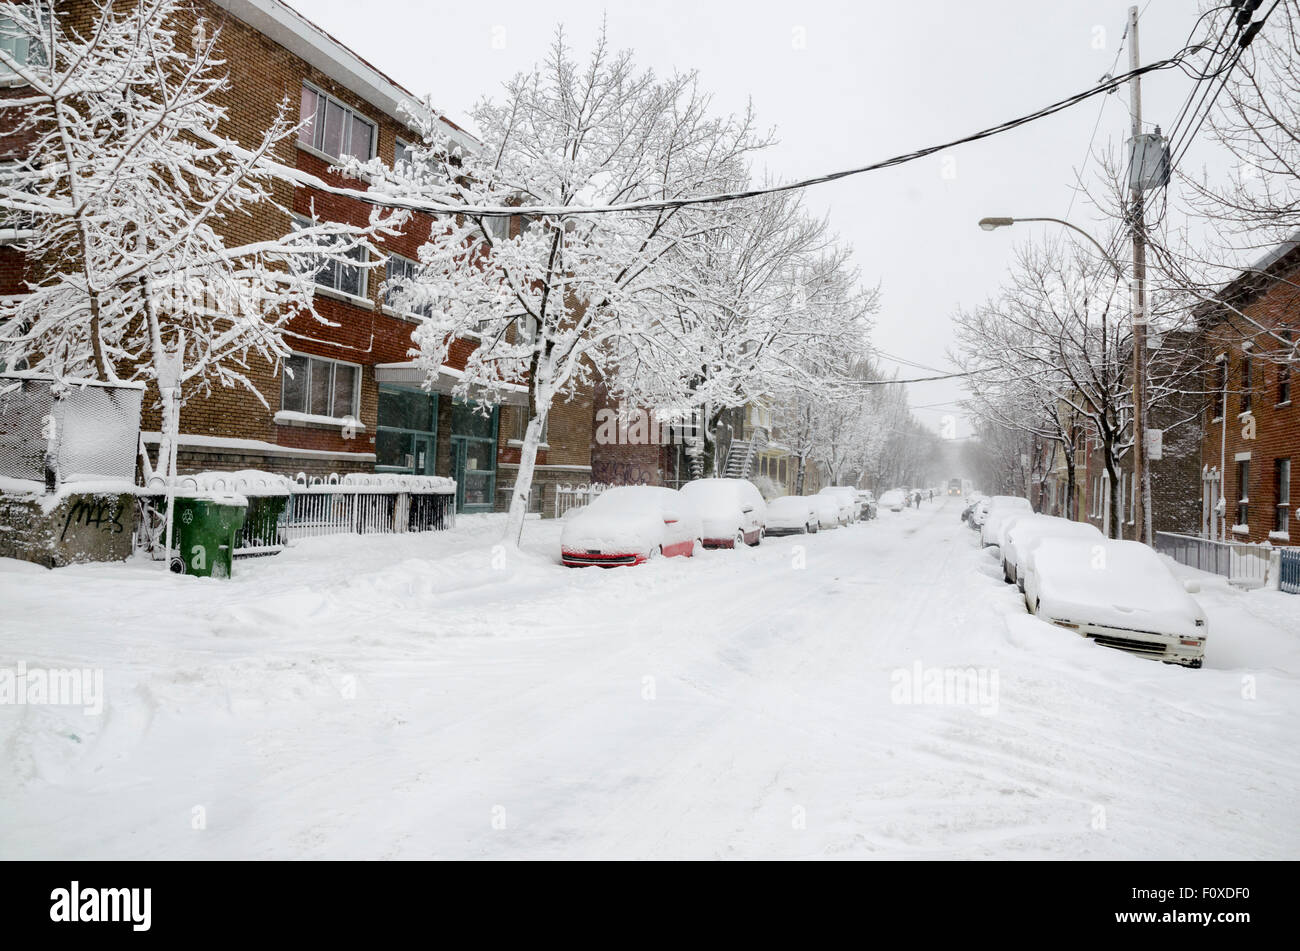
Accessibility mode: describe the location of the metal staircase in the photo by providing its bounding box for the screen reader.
[723,428,767,479]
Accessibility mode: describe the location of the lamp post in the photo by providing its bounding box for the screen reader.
[978,215,1150,545]
[977,217,1124,278]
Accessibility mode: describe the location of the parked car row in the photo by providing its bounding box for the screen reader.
[973,496,1208,669]
[560,480,874,566]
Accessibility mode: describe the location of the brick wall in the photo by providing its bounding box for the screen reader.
[1199,252,1300,544]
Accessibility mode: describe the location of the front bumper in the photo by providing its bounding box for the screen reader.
[561,549,646,567]
[1048,618,1206,667]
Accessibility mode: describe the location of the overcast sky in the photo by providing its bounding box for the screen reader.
[292,0,1232,439]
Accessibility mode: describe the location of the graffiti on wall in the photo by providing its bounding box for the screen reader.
[590,461,656,486]
[59,499,126,541]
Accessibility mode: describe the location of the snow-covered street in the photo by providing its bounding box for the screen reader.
[2,497,1296,860]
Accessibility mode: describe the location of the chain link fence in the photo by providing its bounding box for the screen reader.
[0,374,143,487]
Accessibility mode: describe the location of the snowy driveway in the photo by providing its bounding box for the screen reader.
[1,498,1297,859]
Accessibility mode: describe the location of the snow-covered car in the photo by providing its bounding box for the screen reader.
[969,497,992,529]
[560,486,702,567]
[810,495,843,530]
[765,495,820,536]
[979,496,1034,547]
[1003,515,1104,588]
[817,486,859,525]
[854,489,877,520]
[961,497,983,523]
[878,489,907,512]
[679,477,766,548]
[1026,537,1207,668]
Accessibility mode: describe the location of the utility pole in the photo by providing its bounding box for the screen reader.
[1128,4,1151,546]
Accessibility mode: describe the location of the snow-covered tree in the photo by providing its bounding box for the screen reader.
[0,0,401,476]
[953,237,1135,534]
[364,28,763,544]
[607,187,876,477]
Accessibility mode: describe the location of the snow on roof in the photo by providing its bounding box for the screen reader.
[216,0,480,153]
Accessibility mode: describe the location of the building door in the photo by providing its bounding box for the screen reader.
[376,385,438,475]
[452,437,496,511]
[450,399,498,513]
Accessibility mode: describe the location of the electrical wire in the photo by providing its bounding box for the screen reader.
[299,48,1206,220]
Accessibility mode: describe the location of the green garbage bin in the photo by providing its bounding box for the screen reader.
[169,496,248,579]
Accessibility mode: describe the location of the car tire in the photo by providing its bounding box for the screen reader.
[734,530,746,549]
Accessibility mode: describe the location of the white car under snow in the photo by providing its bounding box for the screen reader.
[878,489,906,512]
[980,496,1033,547]
[680,478,767,548]
[1001,514,1104,587]
[765,496,820,535]
[817,486,859,525]
[810,495,843,530]
[1024,536,1207,668]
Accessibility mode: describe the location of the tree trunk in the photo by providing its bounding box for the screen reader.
[505,412,547,547]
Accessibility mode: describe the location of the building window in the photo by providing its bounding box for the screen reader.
[293,217,367,298]
[1237,459,1250,527]
[779,458,787,483]
[1275,458,1290,534]
[1211,358,1226,420]
[299,84,375,162]
[281,354,360,419]
[394,137,446,185]
[384,253,433,317]
[512,409,547,444]
[483,215,510,241]
[1240,350,1253,415]
[0,12,44,73]
[1279,332,1292,405]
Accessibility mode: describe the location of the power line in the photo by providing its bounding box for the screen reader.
[270,47,1204,221]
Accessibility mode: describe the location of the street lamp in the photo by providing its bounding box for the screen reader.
[976,217,1124,278]
[978,214,1149,545]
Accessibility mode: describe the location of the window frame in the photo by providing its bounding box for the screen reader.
[1240,349,1253,415]
[1279,332,1292,405]
[280,352,362,421]
[1276,457,1291,534]
[511,408,548,446]
[1211,355,1226,420]
[292,215,368,299]
[0,11,45,77]
[383,252,433,318]
[1237,459,1250,527]
[298,82,376,162]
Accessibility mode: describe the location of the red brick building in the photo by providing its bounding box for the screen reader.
[1196,235,1300,545]
[2,0,595,513]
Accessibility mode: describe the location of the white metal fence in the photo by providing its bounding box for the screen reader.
[1155,531,1274,589]
[553,482,610,519]
[139,471,456,557]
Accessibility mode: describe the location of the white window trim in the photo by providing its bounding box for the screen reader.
[280,352,363,421]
